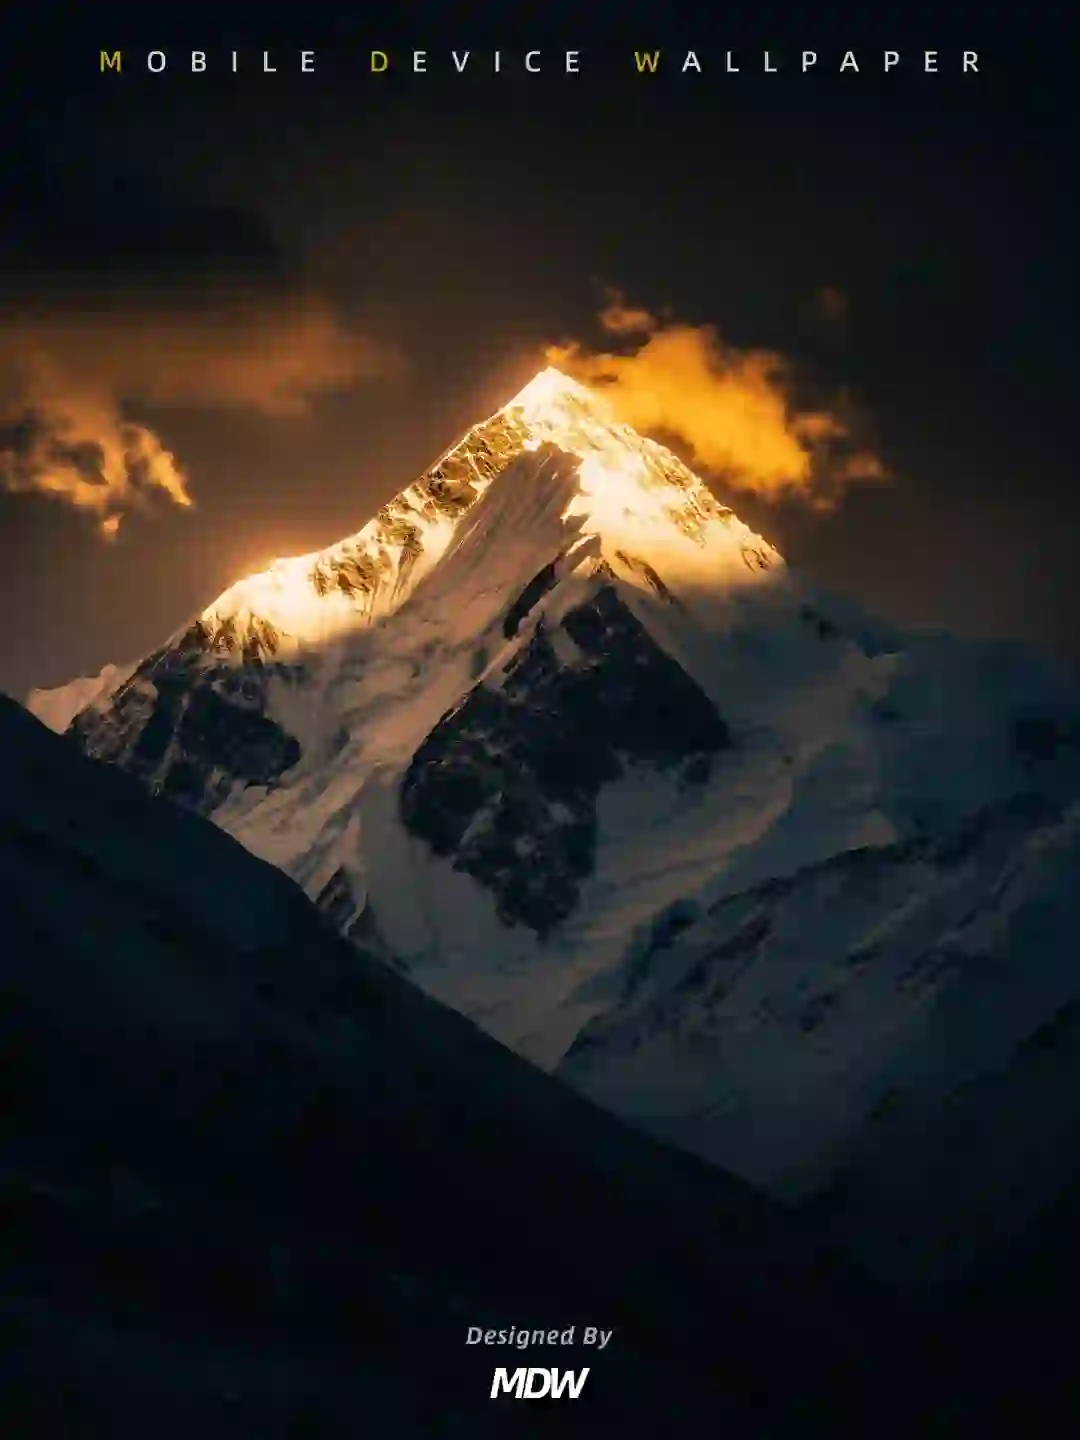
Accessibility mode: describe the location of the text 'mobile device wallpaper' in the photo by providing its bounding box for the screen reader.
[2,6,1079,1437]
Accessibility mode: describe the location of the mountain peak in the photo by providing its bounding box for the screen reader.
[501,364,783,577]
[505,363,599,412]
[180,366,782,661]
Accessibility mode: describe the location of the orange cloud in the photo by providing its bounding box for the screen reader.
[547,290,886,508]
[597,293,657,336]
[0,293,399,533]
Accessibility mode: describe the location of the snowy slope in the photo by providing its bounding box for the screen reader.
[26,659,136,733]
[52,367,1080,1283]
[561,792,1080,1278]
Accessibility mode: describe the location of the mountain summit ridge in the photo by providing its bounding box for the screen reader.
[180,365,784,662]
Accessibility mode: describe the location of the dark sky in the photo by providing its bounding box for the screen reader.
[1,4,1076,700]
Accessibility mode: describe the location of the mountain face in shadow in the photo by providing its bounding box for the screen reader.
[1,695,923,1439]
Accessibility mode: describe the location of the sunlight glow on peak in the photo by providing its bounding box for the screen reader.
[497,366,782,585]
[505,365,603,413]
[195,365,781,653]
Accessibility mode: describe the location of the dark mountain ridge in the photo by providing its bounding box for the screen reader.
[1,694,924,1438]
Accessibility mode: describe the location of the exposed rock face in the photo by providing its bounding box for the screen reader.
[70,624,305,814]
[401,582,731,935]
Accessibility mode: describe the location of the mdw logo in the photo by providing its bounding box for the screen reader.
[490,1367,590,1400]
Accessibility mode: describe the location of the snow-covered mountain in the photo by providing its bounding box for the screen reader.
[40,366,1080,1285]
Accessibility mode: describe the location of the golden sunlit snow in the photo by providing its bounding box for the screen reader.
[196,367,781,650]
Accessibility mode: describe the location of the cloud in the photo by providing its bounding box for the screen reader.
[547,289,885,509]
[0,292,399,533]
[597,294,658,336]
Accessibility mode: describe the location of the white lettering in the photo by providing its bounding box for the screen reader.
[491,1368,525,1399]
[147,50,166,72]
[565,50,579,73]
[802,51,817,71]
[490,1368,590,1400]
[191,51,206,72]
[840,50,859,72]
[884,50,900,71]
[582,1326,614,1348]
[682,51,701,73]
[263,51,276,73]
[301,51,315,72]
[924,50,938,72]
[452,50,470,72]
[525,50,540,72]
[550,1369,590,1399]
[964,50,979,72]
